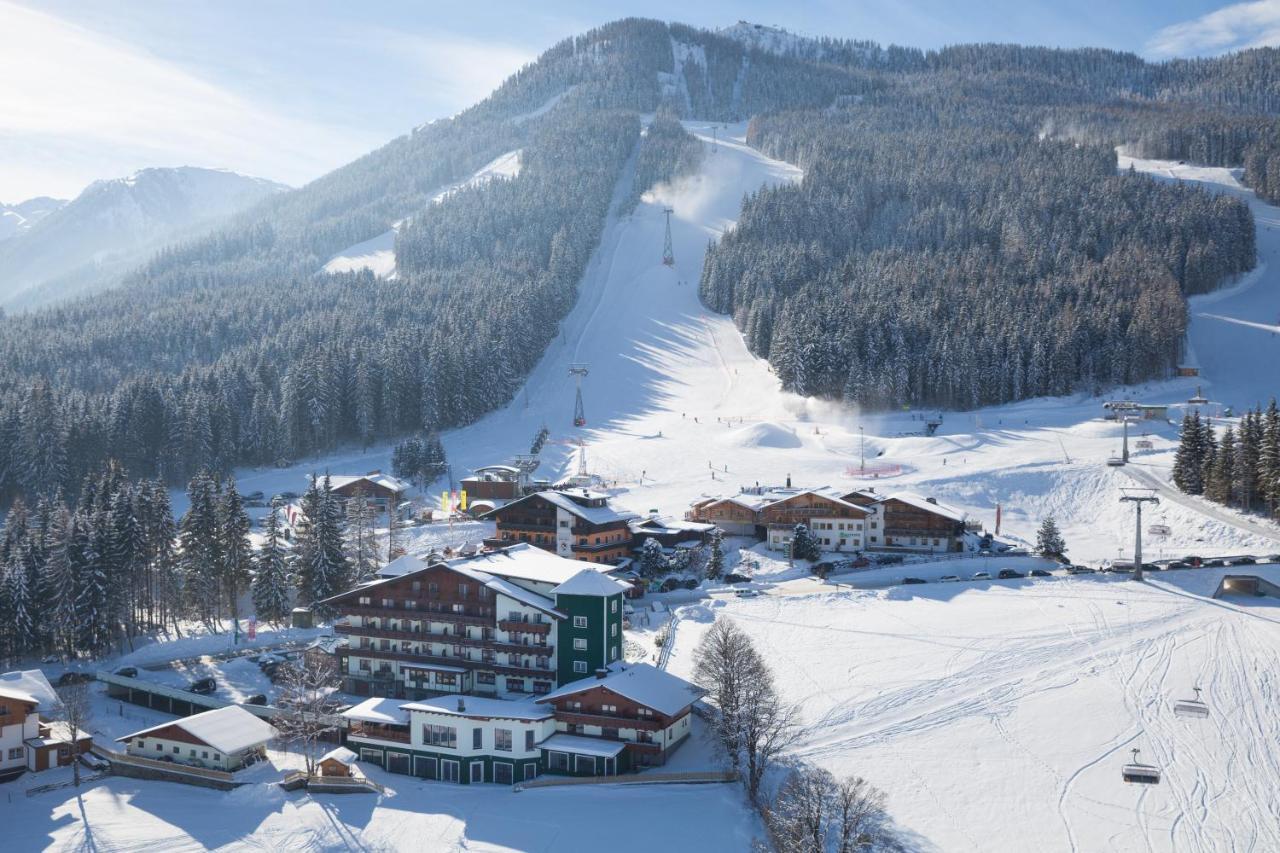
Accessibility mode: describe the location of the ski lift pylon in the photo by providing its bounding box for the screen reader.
[1122,748,1161,785]
[1173,686,1209,719]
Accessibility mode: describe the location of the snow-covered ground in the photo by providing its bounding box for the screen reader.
[665,566,1280,852]
[6,762,758,852]
[321,149,522,278]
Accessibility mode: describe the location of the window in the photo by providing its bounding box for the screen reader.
[358,596,371,605]
[9,747,25,760]
[473,729,483,749]
[495,729,512,752]
[609,646,619,662]
[525,730,535,751]
[213,753,220,761]
[573,661,588,674]
[602,704,617,714]
[610,624,618,637]
[569,701,582,710]
[573,616,588,628]
[559,520,569,527]
[382,598,394,608]
[173,746,180,754]
[477,672,496,685]
[423,724,457,748]
[637,707,653,717]
[478,586,489,600]
[436,672,457,686]
[429,582,439,595]
[573,638,587,650]
[202,751,209,759]
[602,727,619,740]
[610,600,618,613]
[190,749,197,756]
[411,581,421,592]
[154,744,162,751]
[458,584,469,598]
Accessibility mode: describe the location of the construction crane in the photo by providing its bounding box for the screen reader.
[662,207,675,267]
[569,364,589,427]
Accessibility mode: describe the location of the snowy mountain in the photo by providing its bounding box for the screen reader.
[717,21,817,57]
[0,196,66,241]
[0,167,286,309]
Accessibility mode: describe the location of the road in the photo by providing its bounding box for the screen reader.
[1122,462,1280,546]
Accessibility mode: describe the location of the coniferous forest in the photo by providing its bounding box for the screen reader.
[1,16,1278,513]
[1172,400,1280,519]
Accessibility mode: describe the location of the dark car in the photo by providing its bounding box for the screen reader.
[1265,554,1280,563]
[1065,565,1095,575]
[114,666,138,678]
[681,577,700,590]
[1181,555,1203,567]
[1228,555,1257,565]
[188,677,217,695]
[902,577,927,585]
[878,555,905,566]
[1203,558,1227,568]
[57,671,93,686]
[997,569,1025,579]
[1165,561,1190,570]
[659,577,682,593]
[723,573,751,585]
[244,694,268,705]
[1029,569,1052,577]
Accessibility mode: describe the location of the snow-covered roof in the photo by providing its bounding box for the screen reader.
[379,554,428,578]
[402,695,551,721]
[551,569,631,598]
[540,733,626,757]
[0,669,57,709]
[883,492,966,522]
[26,721,91,748]
[320,746,359,766]
[535,663,702,716]
[505,490,636,526]
[342,696,410,726]
[630,517,717,534]
[700,486,868,515]
[450,543,603,587]
[117,705,277,754]
[471,464,521,475]
[322,473,412,494]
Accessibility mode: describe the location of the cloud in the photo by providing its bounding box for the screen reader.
[0,1,385,200]
[367,27,536,115]
[1145,0,1280,58]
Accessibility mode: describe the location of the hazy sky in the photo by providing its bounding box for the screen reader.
[2,0,1274,203]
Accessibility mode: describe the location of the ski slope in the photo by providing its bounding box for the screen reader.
[665,567,1280,852]
[321,149,522,278]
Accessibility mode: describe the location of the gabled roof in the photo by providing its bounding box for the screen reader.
[535,663,702,716]
[0,669,57,709]
[320,746,359,766]
[322,473,412,494]
[552,569,630,598]
[378,554,428,578]
[882,492,966,522]
[483,490,635,526]
[342,696,410,726]
[117,705,277,753]
[401,695,551,721]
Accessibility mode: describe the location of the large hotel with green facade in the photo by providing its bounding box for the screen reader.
[324,542,701,782]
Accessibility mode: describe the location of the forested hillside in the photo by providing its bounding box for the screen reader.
[1,17,1279,506]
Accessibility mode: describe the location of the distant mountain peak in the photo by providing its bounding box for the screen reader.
[718,20,815,56]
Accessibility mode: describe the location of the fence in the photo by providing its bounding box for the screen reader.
[279,770,384,795]
[93,744,242,790]
[516,769,736,791]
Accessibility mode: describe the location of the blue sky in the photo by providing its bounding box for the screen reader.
[2,0,1276,202]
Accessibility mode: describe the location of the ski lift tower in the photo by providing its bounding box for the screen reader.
[1120,488,1159,581]
[569,364,590,427]
[662,208,675,267]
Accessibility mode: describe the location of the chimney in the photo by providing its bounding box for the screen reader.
[926,497,937,504]
[786,474,792,488]
[595,668,609,680]
[457,698,466,712]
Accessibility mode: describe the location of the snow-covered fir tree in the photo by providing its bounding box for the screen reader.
[638,537,667,578]
[1035,517,1067,559]
[252,501,292,627]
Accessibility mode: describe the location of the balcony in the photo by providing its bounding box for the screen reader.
[348,723,411,744]
[554,710,663,731]
[343,604,494,626]
[339,623,551,656]
[347,647,555,678]
[498,618,552,635]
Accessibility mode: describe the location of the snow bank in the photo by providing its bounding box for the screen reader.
[719,420,802,449]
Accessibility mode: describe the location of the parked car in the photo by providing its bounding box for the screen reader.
[733,589,762,598]
[114,666,138,678]
[1228,555,1257,565]
[902,577,928,585]
[845,556,871,569]
[244,694,268,705]
[970,571,992,580]
[659,577,681,593]
[723,573,751,585]
[878,555,905,566]
[1004,548,1030,557]
[997,569,1025,579]
[940,575,961,583]
[1065,565,1096,574]
[244,491,265,502]
[188,677,217,695]
[1264,554,1280,563]
[1181,555,1203,567]
[1203,558,1227,568]
[1029,569,1052,578]
[681,577,700,590]
[57,671,93,686]
[1165,561,1190,570]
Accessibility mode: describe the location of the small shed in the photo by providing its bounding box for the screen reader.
[291,607,314,629]
[318,746,359,777]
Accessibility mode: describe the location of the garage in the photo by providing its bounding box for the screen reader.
[386,752,410,775]
[359,748,383,766]
[494,762,513,785]
[414,756,437,779]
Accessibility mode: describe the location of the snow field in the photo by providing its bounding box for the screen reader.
[665,568,1280,852]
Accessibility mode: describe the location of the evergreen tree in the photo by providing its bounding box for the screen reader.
[178,472,223,629]
[1206,425,1237,505]
[1260,398,1280,516]
[42,507,77,660]
[1035,516,1067,559]
[219,478,253,628]
[298,475,351,613]
[72,511,110,654]
[344,487,380,583]
[1172,412,1204,495]
[252,500,293,627]
[638,537,667,579]
[790,523,821,562]
[705,528,725,580]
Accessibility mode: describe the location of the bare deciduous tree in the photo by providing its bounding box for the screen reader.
[55,682,93,788]
[766,765,893,853]
[274,653,339,777]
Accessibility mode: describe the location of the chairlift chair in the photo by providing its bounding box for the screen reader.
[1173,686,1209,719]
[1107,456,1125,467]
[1122,748,1162,785]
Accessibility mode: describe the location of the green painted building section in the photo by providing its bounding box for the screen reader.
[346,742,628,784]
[554,589,624,686]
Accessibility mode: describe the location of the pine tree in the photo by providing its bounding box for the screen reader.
[72,510,110,655]
[219,478,253,629]
[1260,398,1280,516]
[790,523,821,562]
[344,487,380,583]
[1206,425,1236,505]
[1172,412,1204,494]
[638,537,667,578]
[42,507,77,659]
[299,475,350,614]
[252,500,292,627]
[705,528,725,580]
[1035,516,1067,559]
[178,472,223,629]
